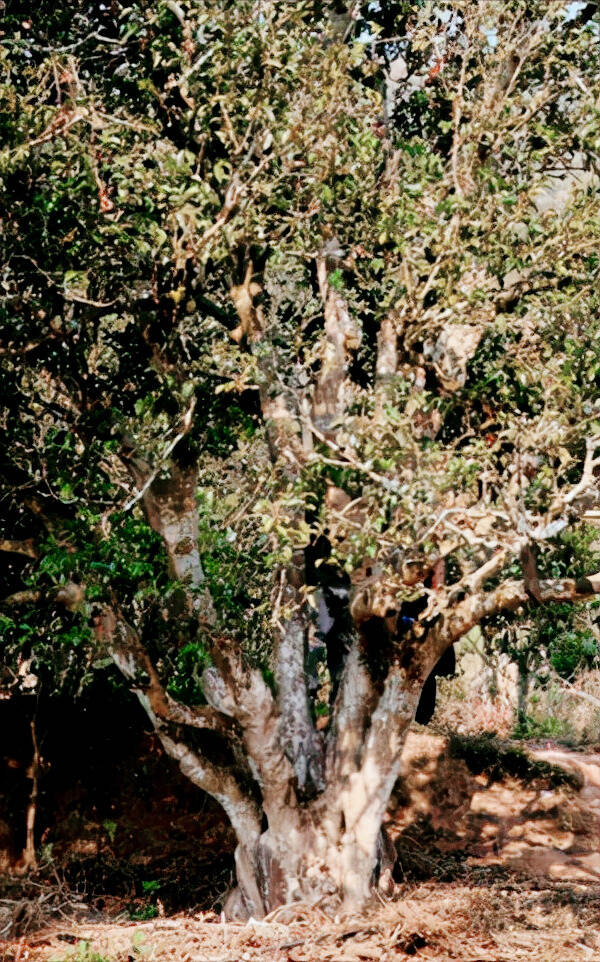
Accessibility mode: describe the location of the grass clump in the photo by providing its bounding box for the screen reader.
[448,731,582,789]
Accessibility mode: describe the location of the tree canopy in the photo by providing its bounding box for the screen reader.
[2,0,600,917]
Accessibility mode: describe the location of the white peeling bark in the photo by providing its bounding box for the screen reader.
[338,665,418,907]
[98,560,600,920]
[127,457,294,850]
[312,257,360,432]
[274,571,324,796]
[256,382,319,801]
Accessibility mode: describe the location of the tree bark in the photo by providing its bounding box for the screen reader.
[273,567,325,797]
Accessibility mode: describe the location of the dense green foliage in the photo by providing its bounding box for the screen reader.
[1,1,600,709]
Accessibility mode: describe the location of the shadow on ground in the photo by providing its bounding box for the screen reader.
[388,730,600,887]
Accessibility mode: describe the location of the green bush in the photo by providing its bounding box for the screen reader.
[548,630,599,679]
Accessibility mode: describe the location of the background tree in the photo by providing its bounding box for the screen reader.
[2,0,600,917]
[480,523,600,732]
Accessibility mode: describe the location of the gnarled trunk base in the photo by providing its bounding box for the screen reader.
[220,675,418,920]
[224,818,397,920]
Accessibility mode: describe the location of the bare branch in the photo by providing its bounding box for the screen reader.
[304,417,397,490]
[193,176,241,254]
[517,435,600,542]
[229,260,263,344]
[157,733,262,848]
[450,59,467,198]
[95,608,233,736]
[164,0,186,27]
[426,572,600,672]
[125,445,297,813]
[312,256,360,433]
[131,456,214,619]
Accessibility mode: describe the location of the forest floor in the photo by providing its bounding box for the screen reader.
[1,730,599,962]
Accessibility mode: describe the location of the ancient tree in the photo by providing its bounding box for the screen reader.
[2,1,600,916]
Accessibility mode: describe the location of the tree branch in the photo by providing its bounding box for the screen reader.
[336,567,600,836]
[157,733,262,850]
[335,661,418,906]
[426,572,600,672]
[312,256,360,433]
[0,539,38,559]
[243,278,323,798]
[95,608,262,844]
[95,608,234,735]
[350,663,419,816]
[129,447,298,819]
[559,679,600,712]
[129,456,215,619]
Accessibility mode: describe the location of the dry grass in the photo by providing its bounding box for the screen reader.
[434,662,600,745]
[1,881,599,962]
[434,688,516,738]
[539,671,600,744]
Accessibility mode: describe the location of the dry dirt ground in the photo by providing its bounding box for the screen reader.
[1,731,599,962]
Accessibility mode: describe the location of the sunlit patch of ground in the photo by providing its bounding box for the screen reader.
[390,733,600,888]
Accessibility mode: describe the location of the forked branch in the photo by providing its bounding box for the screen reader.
[95,607,262,844]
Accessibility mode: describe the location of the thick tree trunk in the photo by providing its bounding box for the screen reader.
[218,654,422,918]
[103,567,600,919]
[223,711,414,919]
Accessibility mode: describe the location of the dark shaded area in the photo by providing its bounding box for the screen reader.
[0,686,234,912]
[415,646,456,726]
